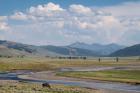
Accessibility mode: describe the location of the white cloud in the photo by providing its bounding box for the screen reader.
[0,16,9,31]
[9,2,65,21]
[69,4,92,15]
[28,2,64,17]
[10,12,28,20]
[1,2,140,45]
[0,22,10,31]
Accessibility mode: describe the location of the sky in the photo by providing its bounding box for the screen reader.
[0,0,140,46]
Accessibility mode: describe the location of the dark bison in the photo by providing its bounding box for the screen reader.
[42,82,51,88]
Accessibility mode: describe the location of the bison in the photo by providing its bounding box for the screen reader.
[42,82,51,88]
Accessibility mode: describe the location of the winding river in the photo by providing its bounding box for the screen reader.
[0,66,140,93]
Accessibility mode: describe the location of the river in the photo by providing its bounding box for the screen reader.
[0,66,140,93]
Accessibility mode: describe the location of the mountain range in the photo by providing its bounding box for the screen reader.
[0,40,140,57]
[110,44,140,57]
[69,42,125,55]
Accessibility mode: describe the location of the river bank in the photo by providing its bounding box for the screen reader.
[18,66,140,93]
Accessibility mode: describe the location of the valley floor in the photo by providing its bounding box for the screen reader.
[0,57,140,93]
[0,80,137,93]
[0,80,98,93]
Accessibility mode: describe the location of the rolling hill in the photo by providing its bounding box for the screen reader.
[0,40,59,57]
[0,40,37,53]
[3,40,138,57]
[0,40,100,57]
[41,45,100,56]
[0,45,30,56]
[69,42,125,55]
[110,44,140,57]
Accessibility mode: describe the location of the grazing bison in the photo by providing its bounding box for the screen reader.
[42,82,51,88]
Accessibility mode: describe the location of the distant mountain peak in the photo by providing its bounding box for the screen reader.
[0,40,128,57]
[70,42,89,46]
[68,42,125,55]
[107,43,121,46]
[110,44,140,57]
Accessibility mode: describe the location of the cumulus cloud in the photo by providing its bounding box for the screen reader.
[1,2,140,45]
[0,16,9,31]
[10,12,28,20]
[28,2,64,17]
[0,22,10,31]
[69,4,92,15]
[30,2,64,12]
[9,2,65,21]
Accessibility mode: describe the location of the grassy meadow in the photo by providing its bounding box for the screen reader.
[0,57,140,92]
[0,57,140,71]
[57,70,140,84]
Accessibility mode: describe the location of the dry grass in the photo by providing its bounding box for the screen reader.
[0,80,98,93]
[0,57,139,71]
